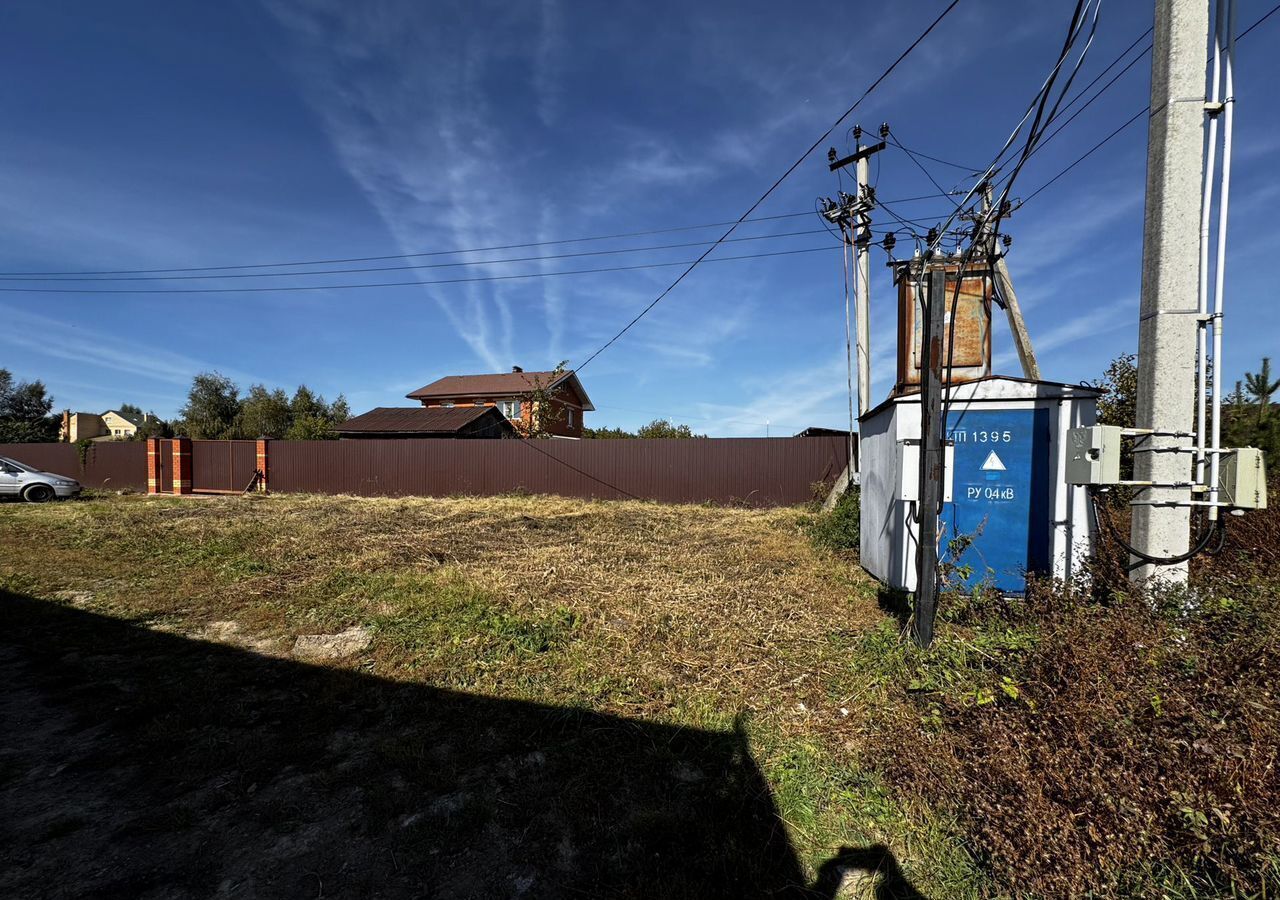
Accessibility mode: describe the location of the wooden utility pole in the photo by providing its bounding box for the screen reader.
[980,185,1040,380]
[913,266,947,647]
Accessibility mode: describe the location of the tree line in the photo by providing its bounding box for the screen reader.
[583,418,705,439]
[176,373,349,440]
[1094,352,1280,464]
[0,369,58,443]
[0,368,350,443]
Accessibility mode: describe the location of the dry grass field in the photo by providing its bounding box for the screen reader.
[0,492,974,899]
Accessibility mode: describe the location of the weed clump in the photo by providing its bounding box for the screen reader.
[861,501,1280,897]
[803,487,859,553]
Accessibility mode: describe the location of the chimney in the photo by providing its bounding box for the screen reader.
[511,366,523,373]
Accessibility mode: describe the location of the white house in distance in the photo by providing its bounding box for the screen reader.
[59,409,150,442]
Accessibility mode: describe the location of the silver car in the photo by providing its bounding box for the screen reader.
[0,456,82,502]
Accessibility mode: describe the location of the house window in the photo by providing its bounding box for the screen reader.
[566,408,575,429]
[500,400,522,419]
[114,429,121,436]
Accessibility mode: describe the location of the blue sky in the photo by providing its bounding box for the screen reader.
[0,0,1276,436]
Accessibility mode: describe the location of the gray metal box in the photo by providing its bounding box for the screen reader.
[1219,447,1268,509]
[1065,425,1123,485]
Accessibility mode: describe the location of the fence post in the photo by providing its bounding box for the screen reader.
[171,437,192,495]
[256,438,270,493]
[146,437,162,495]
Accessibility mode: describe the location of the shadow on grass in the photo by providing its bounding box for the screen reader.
[877,587,914,629]
[0,590,927,899]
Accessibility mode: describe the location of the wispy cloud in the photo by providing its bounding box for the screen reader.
[266,0,570,372]
[994,299,1133,371]
[534,0,565,128]
[0,305,261,388]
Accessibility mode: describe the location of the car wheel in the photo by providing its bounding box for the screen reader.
[22,483,55,503]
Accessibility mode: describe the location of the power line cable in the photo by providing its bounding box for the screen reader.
[573,0,964,373]
[886,131,968,214]
[879,138,982,173]
[1017,1,1279,205]
[0,194,965,279]
[1020,106,1146,204]
[986,23,1151,176]
[0,244,840,294]
[0,227,841,283]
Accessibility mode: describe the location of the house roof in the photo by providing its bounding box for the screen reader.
[336,406,517,435]
[406,370,595,410]
[103,409,144,427]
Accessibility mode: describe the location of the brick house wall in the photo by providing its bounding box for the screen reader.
[421,389,584,438]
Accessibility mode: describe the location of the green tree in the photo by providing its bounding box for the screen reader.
[636,418,704,439]
[118,402,144,420]
[240,385,293,438]
[0,369,58,442]
[1244,356,1280,423]
[1092,353,1138,428]
[329,394,351,424]
[286,414,337,440]
[582,425,636,439]
[133,414,172,440]
[290,385,329,421]
[177,372,241,439]
[520,362,570,438]
[1229,380,1247,408]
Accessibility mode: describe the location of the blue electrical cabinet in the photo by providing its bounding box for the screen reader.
[943,407,1052,593]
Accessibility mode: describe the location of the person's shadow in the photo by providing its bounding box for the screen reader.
[810,844,928,898]
[0,589,927,899]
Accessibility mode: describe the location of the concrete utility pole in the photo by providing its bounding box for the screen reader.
[854,149,874,416]
[1130,0,1209,583]
[828,132,886,417]
[821,133,886,509]
[980,186,1040,381]
[913,267,948,647]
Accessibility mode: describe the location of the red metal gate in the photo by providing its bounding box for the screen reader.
[190,440,258,493]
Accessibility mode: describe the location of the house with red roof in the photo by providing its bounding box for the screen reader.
[405,366,594,438]
[338,367,593,440]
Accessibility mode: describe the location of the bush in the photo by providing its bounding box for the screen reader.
[804,487,859,552]
[859,500,1280,896]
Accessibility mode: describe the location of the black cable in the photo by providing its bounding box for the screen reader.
[514,436,641,501]
[0,245,840,294]
[886,132,972,213]
[987,25,1151,176]
[927,0,1096,523]
[1020,106,1146,204]
[882,137,982,174]
[1028,40,1149,161]
[0,227,839,283]
[573,0,964,373]
[1090,489,1222,565]
[1018,1,1280,205]
[0,190,990,279]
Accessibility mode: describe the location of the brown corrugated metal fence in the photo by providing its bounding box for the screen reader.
[269,437,847,506]
[0,442,148,490]
[1,438,848,506]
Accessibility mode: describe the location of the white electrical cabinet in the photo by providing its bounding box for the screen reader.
[1219,447,1268,509]
[859,376,1100,594]
[1065,425,1123,485]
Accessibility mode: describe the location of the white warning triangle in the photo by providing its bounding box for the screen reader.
[981,450,1007,472]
